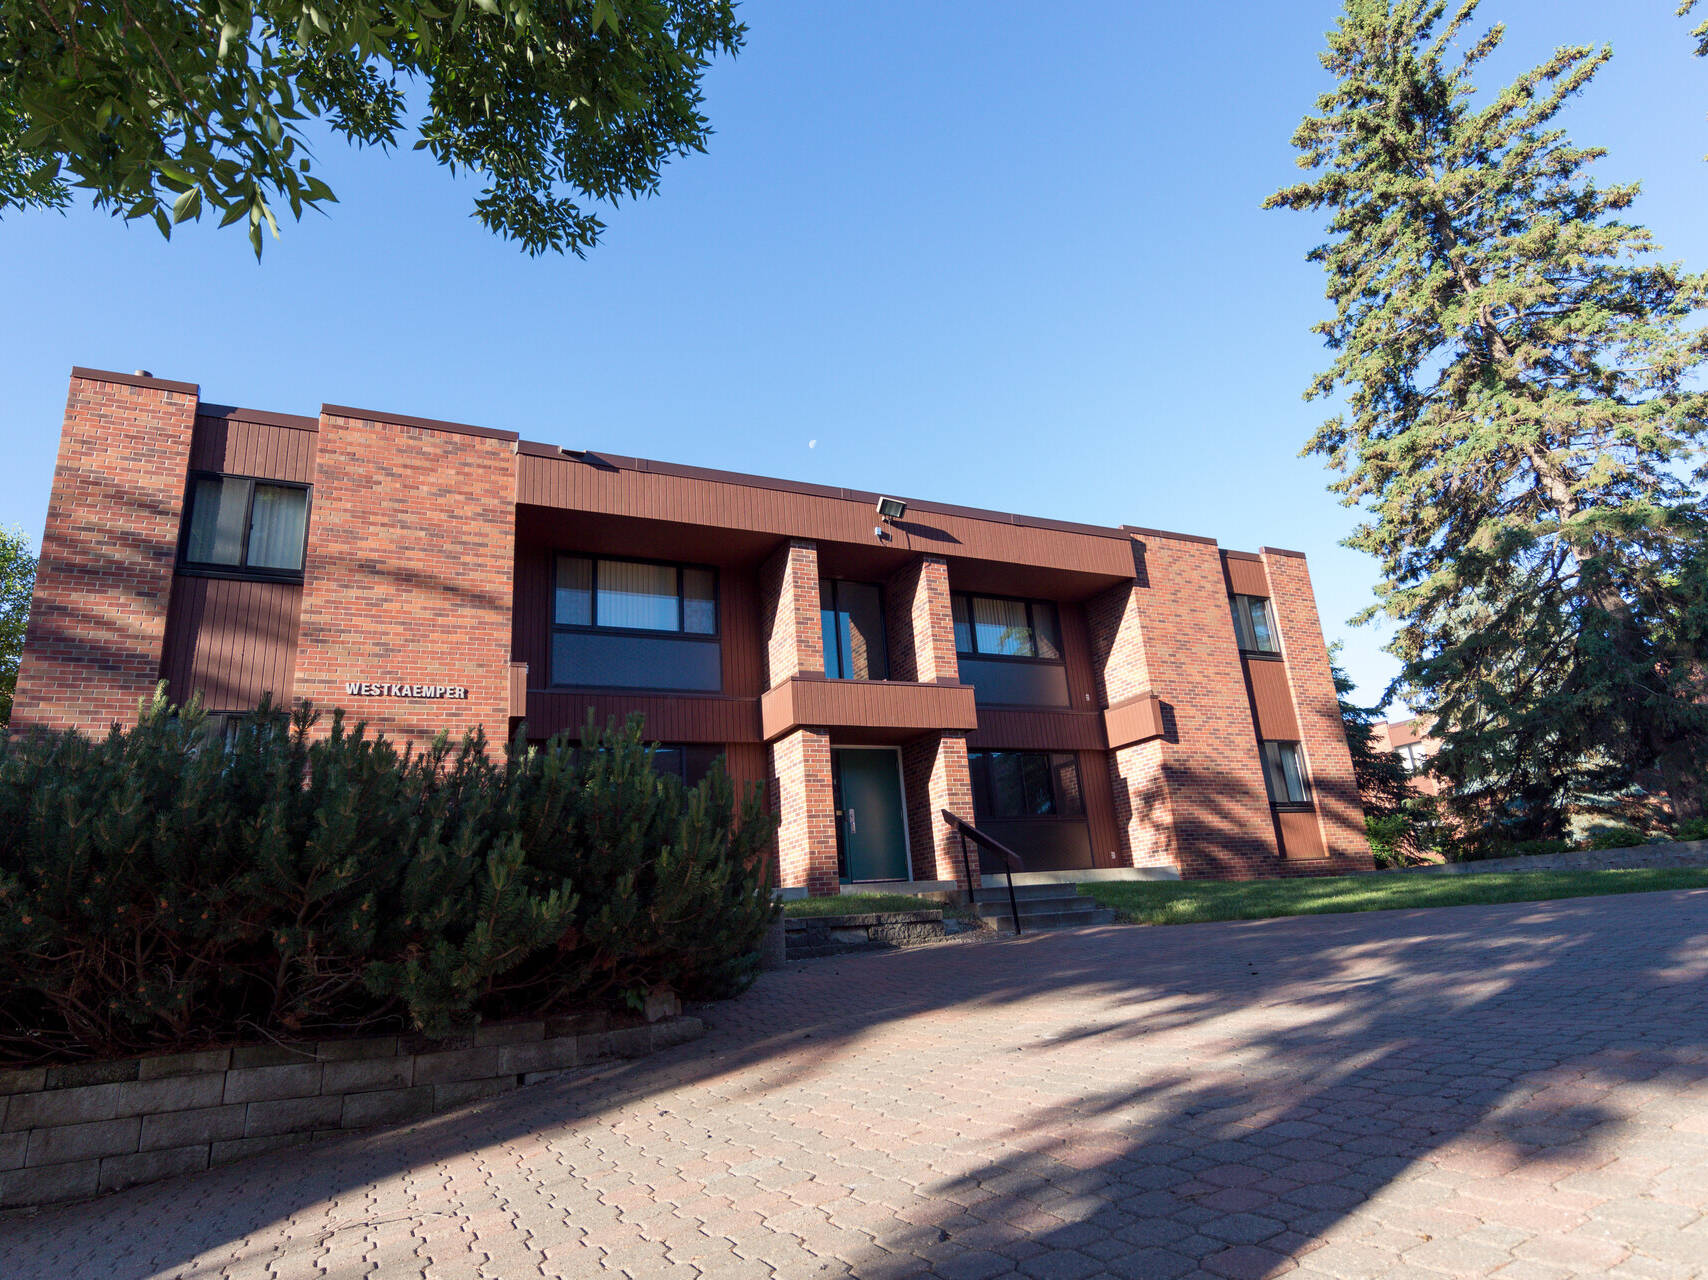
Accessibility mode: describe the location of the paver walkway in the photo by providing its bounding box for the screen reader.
[5,890,1708,1279]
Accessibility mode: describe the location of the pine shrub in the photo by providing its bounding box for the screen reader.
[0,694,776,1061]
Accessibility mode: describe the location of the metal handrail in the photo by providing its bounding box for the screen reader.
[940,809,1025,937]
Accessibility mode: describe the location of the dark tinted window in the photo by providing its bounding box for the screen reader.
[182,475,309,575]
[820,580,887,680]
[554,555,718,635]
[969,751,1085,819]
[652,744,723,789]
[952,593,1061,661]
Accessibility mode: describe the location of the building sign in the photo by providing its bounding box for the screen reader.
[344,682,469,699]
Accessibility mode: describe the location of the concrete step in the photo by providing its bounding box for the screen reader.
[973,883,1091,902]
[985,907,1119,932]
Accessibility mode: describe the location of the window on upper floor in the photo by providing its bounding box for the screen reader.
[1230,593,1280,655]
[1396,742,1426,774]
[1260,740,1312,806]
[950,592,1070,707]
[969,750,1085,819]
[550,554,721,691]
[952,593,1062,660]
[820,580,888,681]
[180,473,310,578]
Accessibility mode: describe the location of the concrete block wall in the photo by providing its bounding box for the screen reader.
[0,1014,703,1210]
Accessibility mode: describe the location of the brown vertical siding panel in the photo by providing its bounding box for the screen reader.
[1078,749,1121,868]
[1244,657,1301,739]
[1058,602,1098,710]
[189,416,317,483]
[1222,553,1269,597]
[158,576,302,711]
[1275,808,1328,859]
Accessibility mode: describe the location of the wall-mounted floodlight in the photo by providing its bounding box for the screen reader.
[876,496,907,521]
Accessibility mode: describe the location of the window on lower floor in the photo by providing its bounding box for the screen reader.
[651,744,723,789]
[1261,741,1311,805]
[181,473,310,576]
[968,750,1085,819]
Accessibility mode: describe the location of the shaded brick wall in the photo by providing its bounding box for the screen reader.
[1090,535,1282,879]
[291,413,515,745]
[902,732,977,886]
[1263,549,1372,869]
[12,372,199,734]
[770,727,836,894]
[759,540,822,687]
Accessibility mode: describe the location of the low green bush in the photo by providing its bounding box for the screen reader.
[0,694,776,1062]
[1584,825,1648,851]
[1674,817,1708,842]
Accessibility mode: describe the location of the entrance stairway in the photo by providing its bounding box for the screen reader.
[973,883,1117,933]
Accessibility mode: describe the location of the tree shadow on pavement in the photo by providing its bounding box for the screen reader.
[3,890,1707,1279]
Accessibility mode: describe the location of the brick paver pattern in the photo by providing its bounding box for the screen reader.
[6,890,1708,1279]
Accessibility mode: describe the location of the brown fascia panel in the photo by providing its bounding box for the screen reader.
[759,675,979,743]
[1222,550,1270,597]
[521,439,1136,542]
[199,403,320,432]
[1121,523,1219,547]
[1104,691,1165,749]
[71,366,200,396]
[1258,546,1308,560]
[321,404,521,443]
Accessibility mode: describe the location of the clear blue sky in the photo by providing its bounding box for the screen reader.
[2,0,1702,710]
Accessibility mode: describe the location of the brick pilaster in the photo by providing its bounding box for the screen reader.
[1262,549,1372,868]
[759,540,822,688]
[884,555,958,683]
[902,732,977,887]
[770,727,837,895]
[12,371,199,734]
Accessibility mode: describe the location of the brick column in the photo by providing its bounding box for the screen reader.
[902,732,978,887]
[291,410,515,746]
[1088,535,1280,879]
[770,727,837,895]
[759,539,823,687]
[1262,548,1371,867]
[884,554,959,683]
[12,370,199,734]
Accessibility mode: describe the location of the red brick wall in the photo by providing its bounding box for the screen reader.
[885,555,958,684]
[1263,549,1372,868]
[291,412,515,746]
[902,732,977,886]
[12,372,199,734]
[759,540,823,687]
[770,727,836,894]
[1090,534,1282,879]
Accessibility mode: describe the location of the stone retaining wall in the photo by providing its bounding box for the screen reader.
[784,910,952,960]
[0,1012,703,1211]
[1399,838,1708,878]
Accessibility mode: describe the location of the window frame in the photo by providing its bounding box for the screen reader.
[1230,593,1281,657]
[967,749,1087,821]
[551,553,721,640]
[176,471,313,583]
[951,591,1065,666]
[1260,740,1313,808]
[820,578,890,682]
[649,742,725,790]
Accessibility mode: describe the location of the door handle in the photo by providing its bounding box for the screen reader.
[847,807,856,835]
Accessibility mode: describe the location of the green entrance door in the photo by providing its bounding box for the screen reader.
[832,748,911,883]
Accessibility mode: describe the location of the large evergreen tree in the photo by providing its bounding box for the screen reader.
[1266,0,1708,835]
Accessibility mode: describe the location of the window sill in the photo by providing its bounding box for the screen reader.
[1239,649,1284,662]
[176,564,304,585]
[1271,801,1315,813]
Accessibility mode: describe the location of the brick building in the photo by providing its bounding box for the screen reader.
[13,368,1372,892]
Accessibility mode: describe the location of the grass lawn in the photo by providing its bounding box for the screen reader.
[782,893,952,918]
[1078,866,1708,926]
